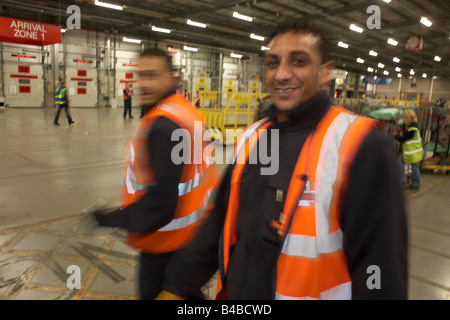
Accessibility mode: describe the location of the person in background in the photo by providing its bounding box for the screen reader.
[394,109,423,190]
[123,83,134,119]
[157,20,407,300]
[92,48,219,299]
[54,80,74,126]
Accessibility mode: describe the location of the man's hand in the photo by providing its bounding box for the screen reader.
[154,290,184,300]
[92,208,122,227]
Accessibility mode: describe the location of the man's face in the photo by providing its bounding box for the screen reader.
[137,56,175,106]
[264,31,330,113]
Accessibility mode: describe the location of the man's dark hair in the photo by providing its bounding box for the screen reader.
[265,20,329,63]
[140,47,173,70]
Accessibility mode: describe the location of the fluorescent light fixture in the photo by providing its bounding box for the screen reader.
[383,70,389,75]
[187,19,206,28]
[230,53,243,59]
[387,38,398,46]
[95,0,123,10]
[183,45,198,52]
[397,73,402,78]
[369,50,378,56]
[410,69,415,75]
[123,37,141,44]
[349,24,364,33]
[152,26,171,34]
[261,46,270,51]
[434,56,441,62]
[356,58,364,64]
[367,67,374,72]
[233,11,253,22]
[338,41,349,48]
[395,67,401,72]
[250,33,265,41]
[383,0,392,3]
[393,57,400,63]
[378,63,385,68]
[420,17,432,27]
[422,73,427,78]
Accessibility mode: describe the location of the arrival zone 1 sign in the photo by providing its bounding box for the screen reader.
[0,17,61,46]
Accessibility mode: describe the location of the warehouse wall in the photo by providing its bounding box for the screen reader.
[375,76,450,102]
[0,28,267,108]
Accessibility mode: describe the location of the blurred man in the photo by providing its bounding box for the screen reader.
[158,20,407,300]
[54,80,74,126]
[93,48,218,299]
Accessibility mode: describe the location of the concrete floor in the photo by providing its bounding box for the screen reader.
[0,107,449,300]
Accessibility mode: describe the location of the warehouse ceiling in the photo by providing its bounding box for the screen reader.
[1,0,450,78]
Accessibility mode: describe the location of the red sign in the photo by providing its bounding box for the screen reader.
[19,86,31,93]
[0,17,61,46]
[406,35,423,51]
[18,66,30,73]
[77,88,87,95]
[125,73,133,79]
[77,70,87,77]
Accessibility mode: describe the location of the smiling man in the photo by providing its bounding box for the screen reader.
[159,20,407,300]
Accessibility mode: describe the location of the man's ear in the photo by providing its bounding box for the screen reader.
[319,61,335,85]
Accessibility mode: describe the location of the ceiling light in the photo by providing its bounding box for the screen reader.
[261,46,270,51]
[393,57,400,63]
[338,41,349,48]
[420,17,432,27]
[152,26,171,34]
[434,56,441,62]
[383,70,389,75]
[410,69,415,75]
[250,33,265,41]
[183,45,198,52]
[383,0,391,3]
[349,24,364,33]
[61,29,66,33]
[422,73,427,78]
[367,67,374,72]
[230,53,243,59]
[356,58,364,64]
[233,11,253,22]
[395,67,401,72]
[94,0,123,10]
[387,38,398,46]
[397,74,402,78]
[123,37,141,44]
[369,50,378,56]
[378,63,384,68]
[187,19,206,28]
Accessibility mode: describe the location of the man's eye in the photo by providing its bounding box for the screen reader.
[293,59,305,66]
[266,61,278,68]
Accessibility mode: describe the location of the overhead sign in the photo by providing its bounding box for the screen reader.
[363,77,393,85]
[0,17,61,46]
[406,35,423,51]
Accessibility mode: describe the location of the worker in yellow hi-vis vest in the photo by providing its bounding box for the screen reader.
[54,80,74,126]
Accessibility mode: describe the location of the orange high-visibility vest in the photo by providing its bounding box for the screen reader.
[121,94,219,253]
[123,88,132,100]
[216,106,375,300]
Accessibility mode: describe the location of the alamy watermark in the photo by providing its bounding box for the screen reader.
[170,121,279,176]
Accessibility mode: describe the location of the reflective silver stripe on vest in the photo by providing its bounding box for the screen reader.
[275,281,352,300]
[158,187,213,232]
[178,172,202,196]
[280,112,358,260]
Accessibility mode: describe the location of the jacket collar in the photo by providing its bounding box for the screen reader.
[261,90,331,131]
